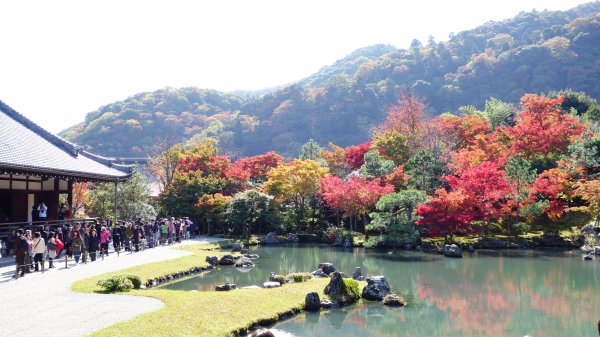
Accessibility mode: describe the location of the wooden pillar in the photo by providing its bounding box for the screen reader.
[114,180,118,225]
[67,180,73,220]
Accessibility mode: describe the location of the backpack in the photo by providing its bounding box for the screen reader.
[47,240,58,251]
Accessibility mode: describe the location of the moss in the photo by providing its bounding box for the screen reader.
[342,278,361,302]
[287,272,312,283]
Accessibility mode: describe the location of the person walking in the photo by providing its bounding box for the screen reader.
[99,227,110,256]
[87,229,100,261]
[32,232,46,272]
[71,231,85,264]
[46,232,57,268]
[13,229,28,279]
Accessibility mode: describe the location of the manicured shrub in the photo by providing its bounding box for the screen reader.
[97,275,134,292]
[272,274,289,284]
[342,278,361,301]
[124,274,142,289]
[287,272,312,283]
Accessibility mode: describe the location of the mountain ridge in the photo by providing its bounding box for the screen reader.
[61,2,600,158]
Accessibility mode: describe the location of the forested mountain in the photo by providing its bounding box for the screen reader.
[61,2,600,158]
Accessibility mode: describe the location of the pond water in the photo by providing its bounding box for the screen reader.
[163,245,600,337]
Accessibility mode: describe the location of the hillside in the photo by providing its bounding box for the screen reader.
[61,2,600,157]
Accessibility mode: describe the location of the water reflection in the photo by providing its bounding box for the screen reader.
[166,245,600,337]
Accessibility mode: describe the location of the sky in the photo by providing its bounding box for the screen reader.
[0,0,592,133]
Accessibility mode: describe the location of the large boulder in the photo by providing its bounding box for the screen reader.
[215,283,236,291]
[312,269,326,277]
[250,329,275,337]
[260,232,280,244]
[383,293,406,307]
[234,256,254,268]
[319,262,336,275]
[231,242,244,252]
[443,244,463,258]
[592,246,600,255]
[205,256,218,266]
[305,292,321,311]
[324,272,359,306]
[219,254,236,265]
[361,276,391,301]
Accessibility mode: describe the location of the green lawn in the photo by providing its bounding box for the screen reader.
[73,243,333,337]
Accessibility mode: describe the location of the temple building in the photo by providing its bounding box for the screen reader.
[0,101,131,225]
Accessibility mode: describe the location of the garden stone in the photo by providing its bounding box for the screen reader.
[343,239,351,247]
[215,283,236,291]
[593,246,600,255]
[242,285,261,289]
[260,232,280,244]
[231,242,244,252]
[324,272,357,306]
[205,256,218,266]
[443,244,463,258]
[352,267,364,281]
[288,234,299,242]
[584,255,593,261]
[245,254,260,259]
[234,256,254,268]
[383,293,406,307]
[240,248,250,254]
[250,329,275,337]
[312,269,326,277]
[320,299,337,309]
[361,276,391,301]
[219,254,236,265]
[305,292,321,311]
[263,281,281,288]
[319,262,336,275]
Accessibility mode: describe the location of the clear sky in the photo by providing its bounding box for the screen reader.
[0,0,592,133]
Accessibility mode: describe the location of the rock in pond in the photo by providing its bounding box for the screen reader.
[320,299,337,309]
[305,292,321,311]
[234,256,254,268]
[250,329,275,337]
[443,244,463,258]
[263,281,281,288]
[287,233,299,242]
[219,254,236,265]
[319,262,336,275]
[205,256,218,266]
[231,242,244,252]
[324,272,358,306]
[215,283,236,291]
[361,275,391,301]
[240,248,250,254]
[245,253,260,259]
[383,293,406,307]
[352,267,364,281]
[584,255,593,261]
[260,232,280,244]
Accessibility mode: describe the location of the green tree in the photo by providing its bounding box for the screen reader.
[87,168,156,221]
[484,97,514,130]
[159,171,228,218]
[404,150,443,194]
[366,190,426,248]
[569,136,600,177]
[226,190,270,238]
[358,150,396,179]
[299,139,323,162]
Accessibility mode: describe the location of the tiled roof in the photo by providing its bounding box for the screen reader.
[0,101,131,181]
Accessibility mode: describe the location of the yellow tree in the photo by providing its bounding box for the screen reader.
[263,160,328,231]
[571,180,600,228]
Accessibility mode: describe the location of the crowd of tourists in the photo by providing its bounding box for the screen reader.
[2,217,196,279]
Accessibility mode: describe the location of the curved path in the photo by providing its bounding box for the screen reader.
[0,237,222,337]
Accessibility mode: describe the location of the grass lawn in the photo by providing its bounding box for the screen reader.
[72,243,334,337]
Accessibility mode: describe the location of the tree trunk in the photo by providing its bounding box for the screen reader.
[207,218,211,236]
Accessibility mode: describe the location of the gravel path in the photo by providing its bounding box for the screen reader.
[0,237,222,337]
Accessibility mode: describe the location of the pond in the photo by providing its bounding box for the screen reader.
[163,245,600,337]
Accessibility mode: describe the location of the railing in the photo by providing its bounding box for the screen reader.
[0,218,100,239]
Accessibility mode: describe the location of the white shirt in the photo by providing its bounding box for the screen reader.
[38,204,48,218]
